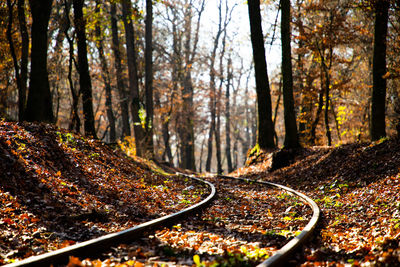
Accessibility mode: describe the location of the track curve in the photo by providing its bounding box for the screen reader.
[4,176,216,267]
[218,175,320,267]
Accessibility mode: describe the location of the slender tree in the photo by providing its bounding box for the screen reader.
[73,0,97,138]
[95,0,116,142]
[281,0,300,148]
[63,0,80,132]
[248,0,275,149]
[110,2,131,138]
[225,57,233,172]
[370,0,389,141]
[17,0,28,121]
[206,0,223,172]
[122,0,144,156]
[6,0,29,121]
[6,0,22,118]
[25,0,54,123]
[144,0,154,157]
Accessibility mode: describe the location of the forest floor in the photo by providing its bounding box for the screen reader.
[233,139,400,266]
[0,120,400,266]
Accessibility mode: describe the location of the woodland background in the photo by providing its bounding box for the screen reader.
[1,0,400,173]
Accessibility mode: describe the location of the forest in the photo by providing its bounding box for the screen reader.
[1,0,400,266]
[1,0,399,173]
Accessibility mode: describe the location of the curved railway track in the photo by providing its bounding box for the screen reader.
[4,174,319,267]
[4,176,216,267]
[217,175,320,267]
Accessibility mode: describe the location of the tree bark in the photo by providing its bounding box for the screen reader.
[205,24,220,172]
[121,0,144,156]
[95,0,116,142]
[225,58,233,173]
[323,66,332,146]
[144,0,154,157]
[178,0,204,171]
[73,0,97,138]
[110,2,131,138]
[7,0,29,121]
[370,0,389,141]
[281,0,300,148]
[310,86,324,145]
[248,0,275,149]
[6,0,22,120]
[17,0,28,120]
[25,0,54,123]
[63,0,80,132]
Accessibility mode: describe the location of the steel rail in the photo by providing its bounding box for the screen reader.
[218,175,320,267]
[4,176,216,267]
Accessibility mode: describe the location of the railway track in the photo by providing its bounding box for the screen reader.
[218,175,320,267]
[4,174,319,267]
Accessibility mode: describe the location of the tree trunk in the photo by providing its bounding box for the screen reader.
[330,99,341,142]
[205,104,216,172]
[273,80,282,146]
[144,0,154,157]
[225,58,233,173]
[73,0,97,138]
[206,0,226,172]
[121,0,144,156]
[281,0,300,149]
[25,0,54,123]
[7,0,29,121]
[178,1,204,171]
[370,0,389,141]
[63,0,80,132]
[180,70,196,171]
[248,0,275,149]
[110,2,131,138]
[310,87,324,145]
[243,70,251,157]
[323,67,332,146]
[95,0,116,142]
[215,111,223,174]
[17,0,28,120]
[6,0,22,120]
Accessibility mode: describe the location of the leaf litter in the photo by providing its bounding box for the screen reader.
[3,120,400,266]
[0,121,208,265]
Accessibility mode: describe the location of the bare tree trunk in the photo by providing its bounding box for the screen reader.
[154,89,173,163]
[310,86,324,145]
[144,0,154,157]
[63,0,80,132]
[205,99,216,172]
[110,2,131,138]
[323,68,332,146]
[95,0,116,142]
[281,0,300,148]
[73,0,97,138]
[243,69,251,156]
[248,0,275,149]
[225,57,233,173]
[17,0,28,120]
[25,0,54,123]
[177,0,204,171]
[206,0,232,172]
[6,0,22,120]
[215,110,223,174]
[330,99,341,142]
[273,80,282,146]
[122,0,144,156]
[318,38,333,146]
[370,0,389,140]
